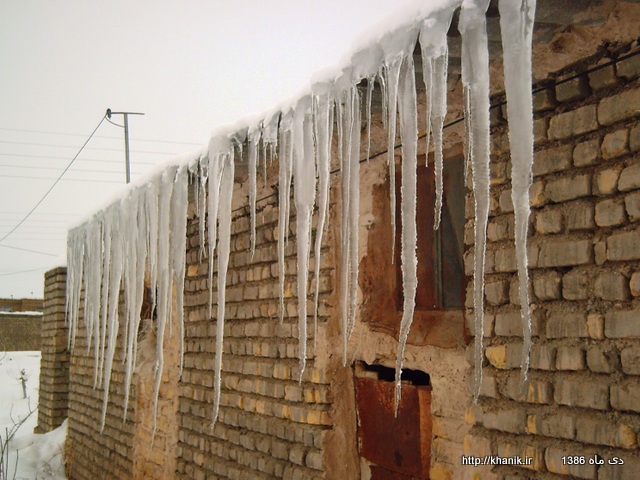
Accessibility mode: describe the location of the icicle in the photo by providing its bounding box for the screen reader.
[100,206,124,432]
[292,97,316,380]
[146,180,160,318]
[460,0,492,402]
[365,75,375,163]
[198,160,208,262]
[66,228,84,352]
[499,0,536,387]
[248,126,261,259]
[385,56,402,262]
[151,167,177,437]
[277,112,293,323]
[394,53,419,414]
[337,89,351,364]
[379,66,388,131]
[207,153,223,317]
[97,213,112,389]
[212,153,235,425]
[347,86,362,342]
[312,92,333,349]
[83,219,102,360]
[419,10,454,230]
[171,166,189,377]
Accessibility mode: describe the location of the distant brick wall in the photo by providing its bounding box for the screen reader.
[464,48,640,478]
[0,313,42,351]
[36,267,69,433]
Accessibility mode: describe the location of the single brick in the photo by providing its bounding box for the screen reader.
[546,312,588,338]
[545,174,592,203]
[487,217,512,242]
[549,104,598,140]
[594,168,620,196]
[611,380,640,413]
[586,345,618,373]
[566,202,595,231]
[485,343,522,369]
[573,138,600,167]
[531,344,556,370]
[538,239,592,268]
[481,407,527,434]
[535,413,575,439]
[630,272,640,296]
[605,309,640,338]
[621,346,640,375]
[631,124,640,152]
[534,117,549,143]
[530,180,546,207]
[575,416,637,448]
[587,313,605,340]
[625,191,640,222]
[598,87,640,126]
[616,53,640,80]
[562,269,590,300]
[533,88,557,112]
[485,280,509,306]
[533,271,562,301]
[556,75,591,103]
[533,144,572,177]
[595,199,626,227]
[601,129,629,159]
[594,271,630,300]
[493,244,538,273]
[495,310,540,337]
[618,163,640,192]
[589,62,620,91]
[554,377,609,410]
[607,230,640,261]
[556,346,585,370]
[502,375,552,404]
[535,209,563,234]
[499,189,514,213]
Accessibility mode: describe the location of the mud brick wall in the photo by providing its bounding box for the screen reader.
[464,47,640,479]
[36,267,68,433]
[176,188,333,480]
[0,312,42,351]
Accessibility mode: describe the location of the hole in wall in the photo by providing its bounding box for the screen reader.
[357,362,431,386]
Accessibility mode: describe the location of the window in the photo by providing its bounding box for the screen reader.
[360,149,468,348]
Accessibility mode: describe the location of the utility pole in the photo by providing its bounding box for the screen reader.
[106,109,145,184]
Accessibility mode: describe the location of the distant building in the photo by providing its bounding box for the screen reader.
[0,297,44,313]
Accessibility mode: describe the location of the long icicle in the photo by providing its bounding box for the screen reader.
[385,56,402,263]
[248,126,260,259]
[394,52,419,414]
[293,97,316,380]
[212,152,235,425]
[460,0,492,402]
[499,0,536,387]
[312,92,333,350]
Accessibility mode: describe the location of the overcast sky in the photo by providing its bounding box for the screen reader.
[0,0,418,299]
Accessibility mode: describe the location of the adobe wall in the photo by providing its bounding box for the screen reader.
[464,45,640,479]
[0,312,42,351]
[36,267,69,433]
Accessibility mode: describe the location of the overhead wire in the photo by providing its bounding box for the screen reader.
[0,114,107,245]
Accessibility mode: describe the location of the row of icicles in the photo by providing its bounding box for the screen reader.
[66,0,536,434]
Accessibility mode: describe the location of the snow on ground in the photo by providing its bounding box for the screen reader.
[0,351,67,480]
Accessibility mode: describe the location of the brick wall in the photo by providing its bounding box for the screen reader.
[176,193,333,480]
[0,313,42,351]
[36,267,69,433]
[464,48,640,479]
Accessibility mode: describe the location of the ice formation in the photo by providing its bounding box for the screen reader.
[499,0,536,386]
[65,0,537,428]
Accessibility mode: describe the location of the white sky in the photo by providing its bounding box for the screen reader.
[0,0,418,299]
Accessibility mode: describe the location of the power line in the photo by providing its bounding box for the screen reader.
[0,243,57,257]
[0,139,176,155]
[0,174,125,184]
[0,163,144,175]
[0,115,106,244]
[0,152,156,165]
[0,126,202,146]
[0,266,50,277]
